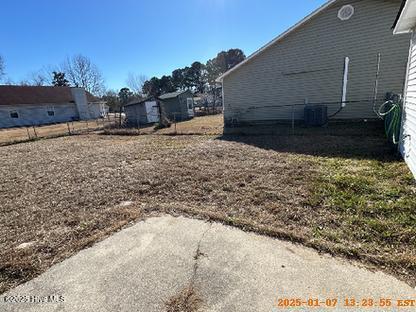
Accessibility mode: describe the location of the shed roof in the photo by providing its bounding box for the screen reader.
[159,90,189,100]
[0,85,98,106]
[124,97,155,107]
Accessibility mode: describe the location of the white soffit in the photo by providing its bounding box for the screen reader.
[394,0,416,34]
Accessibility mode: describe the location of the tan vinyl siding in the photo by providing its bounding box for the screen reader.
[223,0,411,124]
[401,30,416,178]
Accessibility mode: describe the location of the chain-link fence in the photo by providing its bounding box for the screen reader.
[0,96,399,145]
[0,111,226,146]
[194,105,223,116]
[224,98,394,132]
[102,110,223,136]
[0,114,121,146]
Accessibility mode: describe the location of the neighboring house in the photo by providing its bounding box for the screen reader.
[0,86,107,128]
[217,0,411,127]
[195,87,223,109]
[124,98,160,126]
[159,90,195,122]
[88,100,109,119]
[393,0,416,178]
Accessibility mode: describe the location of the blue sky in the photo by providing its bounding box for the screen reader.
[0,0,326,90]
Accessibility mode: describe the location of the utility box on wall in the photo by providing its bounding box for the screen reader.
[304,105,328,127]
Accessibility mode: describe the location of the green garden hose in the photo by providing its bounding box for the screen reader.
[378,100,402,145]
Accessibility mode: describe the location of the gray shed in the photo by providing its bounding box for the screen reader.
[393,0,416,178]
[159,90,195,122]
[217,0,411,127]
[124,98,160,126]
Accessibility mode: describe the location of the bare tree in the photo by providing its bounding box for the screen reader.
[19,80,30,86]
[18,66,57,86]
[62,54,105,95]
[0,55,5,81]
[42,65,59,84]
[126,72,147,95]
[3,77,14,85]
[27,70,49,86]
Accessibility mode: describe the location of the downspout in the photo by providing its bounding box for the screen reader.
[341,56,350,108]
[328,56,350,118]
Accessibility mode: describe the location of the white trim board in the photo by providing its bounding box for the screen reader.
[216,0,339,82]
[394,0,416,34]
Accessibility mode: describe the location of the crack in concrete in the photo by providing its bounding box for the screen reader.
[164,222,212,312]
[190,222,212,288]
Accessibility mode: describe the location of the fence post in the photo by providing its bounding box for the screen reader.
[119,108,122,128]
[291,103,295,135]
[32,125,38,138]
[26,127,31,140]
[174,113,177,134]
[67,122,71,135]
[157,100,163,126]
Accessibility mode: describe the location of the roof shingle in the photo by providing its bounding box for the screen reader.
[159,91,187,100]
[0,86,98,106]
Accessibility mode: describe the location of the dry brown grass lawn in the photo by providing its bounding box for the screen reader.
[103,114,224,136]
[0,119,415,293]
[165,286,202,312]
[157,114,223,135]
[0,119,107,145]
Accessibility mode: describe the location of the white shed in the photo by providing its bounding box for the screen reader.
[394,0,416,178]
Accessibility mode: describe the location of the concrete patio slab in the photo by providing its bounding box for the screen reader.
[1,216,414,311]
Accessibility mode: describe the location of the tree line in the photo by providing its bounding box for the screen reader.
[140,48,245,97]
[0,48,246,111]
[102,48,246,112]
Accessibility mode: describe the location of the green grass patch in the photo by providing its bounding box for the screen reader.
[309,156,416,268]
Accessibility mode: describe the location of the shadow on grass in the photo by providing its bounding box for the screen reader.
[218,121,400,161]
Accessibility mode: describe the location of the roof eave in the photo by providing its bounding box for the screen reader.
[159,90,190,100]
[216,0,339,82]
[393,0,416,34]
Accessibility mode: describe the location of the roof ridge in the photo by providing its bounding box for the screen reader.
[0,85,97,106]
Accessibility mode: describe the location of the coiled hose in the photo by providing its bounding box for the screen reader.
[378,100,402,145]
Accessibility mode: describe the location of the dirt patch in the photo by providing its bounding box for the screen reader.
[165,286,203,312]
